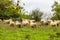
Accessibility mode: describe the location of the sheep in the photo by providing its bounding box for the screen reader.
[47,19,53,24]
[40,19,48,26]
[15,21,21,28]
[52,20,60,26]
[30,22,37,28]
[49,21,58,27]
[3,19,12,24]
[22,19,29,26]
[3,20,10,24]
[9,20,15,26]
[56,20,60,25]
[29,20,37,28]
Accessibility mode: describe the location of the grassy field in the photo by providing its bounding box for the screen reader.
[0,22,60,40]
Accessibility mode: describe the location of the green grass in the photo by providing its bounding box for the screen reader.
[0,22,60,40]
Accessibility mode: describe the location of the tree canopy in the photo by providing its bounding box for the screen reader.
[0,0,23,19]
[51,1,60,20]
[30,9,43,21]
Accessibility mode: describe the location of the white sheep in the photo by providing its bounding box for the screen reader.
[15,21,21,28]
[40,19,48,25]
[3,20,10,24]
[49,21,58,26]
[3,19,12,24]
[22,20,29,26]
[53,20,60,26]
[47,19,53,23]
[9,20,15,26]
[29,20,37,28]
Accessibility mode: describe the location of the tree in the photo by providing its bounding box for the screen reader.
[0,0,23,19]
[30,9,43,21]
[51,1,60,20]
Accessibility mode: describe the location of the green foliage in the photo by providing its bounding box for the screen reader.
[22,14,30,19]
[0,0,23,19]
[51,1,60,20]
[30,9,43,21]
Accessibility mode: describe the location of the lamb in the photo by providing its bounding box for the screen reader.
[15,21,21,28]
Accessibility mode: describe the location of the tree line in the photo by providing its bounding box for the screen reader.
[0,0,60,21]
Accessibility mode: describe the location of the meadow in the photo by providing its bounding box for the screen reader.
[0,21,60,40]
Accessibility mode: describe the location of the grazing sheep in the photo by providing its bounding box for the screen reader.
[3,19,12,24]
[22,20,29,26]
[49,21,58,26]
[30,22,37,28]
[3,20,10,24]
[47,19,53,24]
[15,21,21,28]
[29,20,37,28]
[53,20,60,25]
[56,20,60,26]
[40,19,48,25]
[9,20,15,26]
